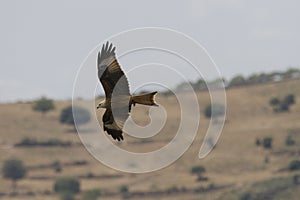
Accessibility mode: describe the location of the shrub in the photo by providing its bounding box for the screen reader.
[262,137,273,149]
[293,175,300,185]
[32,96,55,115]
[191,165,206,174]
[52,161,62,173]
[269,97,280,106]
[289,160,300,171]
[283,94,295,105]
[15,137,37,146]
[190,165,207,181]
[255,138,261,146]
[119,185,129,193]
[167,185,179,193]
[285,135,295,146]
[82,189,102,200]
[229,75,247,87]
[15,137,72,147]
[54,176,80,194]
[239,191,253,200]
[204,103,225,118]
[60,106,91,129]
[279,101,290,112]
[269,94,296,113]
[60,191,75,200]
[2,159,26,190]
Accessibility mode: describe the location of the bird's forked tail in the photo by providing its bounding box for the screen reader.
[130,92,158,107]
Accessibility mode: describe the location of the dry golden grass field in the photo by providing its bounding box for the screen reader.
[1,78,300,200]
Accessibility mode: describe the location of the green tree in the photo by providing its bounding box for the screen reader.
[54,176,80,194]
[269,97,280,106]
[190,165,206,181]
[2,159,26,191]
[60,106,90,130]
[229,75,247,87]
[32,96,55,116]
[262,137,273,149]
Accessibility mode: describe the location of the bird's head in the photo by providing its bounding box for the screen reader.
[96,100,106,109]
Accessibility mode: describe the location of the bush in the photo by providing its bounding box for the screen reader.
[269,97,280,106]
[283,94,295,105]
[15,137,72,147]
[229,75,247,87]
[279,101,290,112]
[262,137,273,149]
[293,175,300,185]
[119,185,129,193]
[60,191,75,200]
[190,165,207,181]
[52,161,62,173]
[82,189,102,200]
[2,159,26,190]
[289,160,300,171]
[191,165,206,175]
[60,106,91,128]
[32,96,55,115]
[204,103,225,118]
[54,176,80,194]
[255,138,261,146]
[269,94,296,113]
[15,137,37,146]
[239,191,253,200]
[285,135,295,146]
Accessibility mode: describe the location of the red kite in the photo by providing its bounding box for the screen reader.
[97,42,158,141]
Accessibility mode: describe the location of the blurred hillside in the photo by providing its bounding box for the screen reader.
[1,78,300,200]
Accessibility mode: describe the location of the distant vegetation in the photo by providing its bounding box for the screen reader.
[204,103,225,118]
[262,137,273,149]
[15,137,72,147]
[119,185,129,194]
[54,176,80,200]
[190,165,207,181]
[82,189,103,200]
[2,159,26,191]
[32,96,55,115]
[289,160,300,171]
[174,67,300,93]
[236,175,300,200]
[255,137,273,149]
[227,68,300,88]
[59,105,91,130]
[52,161,62,173]
[269,94,296,113]
[285,135,296,146]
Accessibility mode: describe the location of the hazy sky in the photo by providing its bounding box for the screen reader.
[1,0,299,102]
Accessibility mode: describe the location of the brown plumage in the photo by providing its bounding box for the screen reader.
[97,42,158,141]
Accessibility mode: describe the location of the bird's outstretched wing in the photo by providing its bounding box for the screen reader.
[97,42,131,141]
[97,42,130,98]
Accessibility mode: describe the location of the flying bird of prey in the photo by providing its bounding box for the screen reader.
[97,42,158,141]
